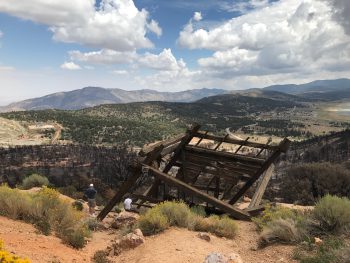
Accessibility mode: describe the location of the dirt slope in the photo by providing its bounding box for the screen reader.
[0,214,296,263]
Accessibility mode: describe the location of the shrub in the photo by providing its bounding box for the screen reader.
[72,201,84,211]
[335,246,350,263]
[138,208,169,235]
[259,218,302,247]
[156,201,191,227]
[21,174,49,190]
[92,250,111,263]
[252,204,302,232]
[0,186,90,248]
[190,205,206,217]
[207,215,238,239]
[312,195,350,234]
[0,239,30,263]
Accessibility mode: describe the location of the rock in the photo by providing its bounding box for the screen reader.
[204,252,243,263]
[197,233,211,242]
[314,237,323,246]
[119,228,145,250]
[111,211,139,229]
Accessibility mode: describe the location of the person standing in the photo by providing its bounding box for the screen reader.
[85,183,97,216]
[124,196,133,211]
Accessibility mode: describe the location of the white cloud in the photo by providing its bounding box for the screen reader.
[193,12,202,21]
[323,0,350,35]
[112,70,128,75]
[0,0,161,51]
[69,49,136,64]
[0,66,15,71]
[137,49,186,71]
[220,0,270,14]
[60,62,81,70]
[178,0,350,78]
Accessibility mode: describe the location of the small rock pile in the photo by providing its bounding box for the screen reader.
[107,228,145,256]
[111,211,139,229]
[204,252,243,263]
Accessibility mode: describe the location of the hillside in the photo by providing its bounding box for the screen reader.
[0,94,302,146]
[0,87,226,112]
[264,78,350,99]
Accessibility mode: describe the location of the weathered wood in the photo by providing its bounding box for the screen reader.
[235,137,250,154]
[146,124,201,198]
[248,164,275,208]
[214,134,229,150]
[131,194,163,204]
[140,133,186,156]
[195,130,208,146]
[194,131,283,151]
[97,145,164,221]
[146,165,251,220]
[185,145,265,165]
[229,138,290,205]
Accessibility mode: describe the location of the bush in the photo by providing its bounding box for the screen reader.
[21,174,49,190]
[252,204,302,232]
[72,201,84,211]
[156,201,191,227]
[312,195,350,234]
[92,250,111,263]
[259,218,302,247]
[138,208,169,235]
[190,205,206,217]
[207,215,238,239]
[0,185,90,248]
[281,163,350,205]
[0,239,30,263]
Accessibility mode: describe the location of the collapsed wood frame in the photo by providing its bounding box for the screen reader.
[98,124,290,221]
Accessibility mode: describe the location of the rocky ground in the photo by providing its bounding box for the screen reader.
[0,213,297,263]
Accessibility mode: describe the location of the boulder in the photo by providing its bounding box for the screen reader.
[204,252,243,263]
[111,210,139,229]
[106,228,145,256]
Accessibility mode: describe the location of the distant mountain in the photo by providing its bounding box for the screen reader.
[264,78,350,96]
[0,87,226,112]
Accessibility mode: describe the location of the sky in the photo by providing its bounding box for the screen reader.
[0,0,350,105]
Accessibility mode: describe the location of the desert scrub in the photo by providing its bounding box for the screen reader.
[92,250,111,263]
[0,185,90,248]
[138,201,238,238]
[311,195,350,235]
[138,207,169,235]
[252,204,305,232]
[21,174,49,190]
[0,239,30,263]
[259,218,303,247]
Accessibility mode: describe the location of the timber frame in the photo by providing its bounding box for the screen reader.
[98,124,290,221]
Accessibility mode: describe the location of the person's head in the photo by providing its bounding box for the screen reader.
[89,183,94,188]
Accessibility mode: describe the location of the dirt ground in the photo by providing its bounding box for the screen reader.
[0,215,297,263]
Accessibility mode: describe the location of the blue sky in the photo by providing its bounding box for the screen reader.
[0,0,349,105]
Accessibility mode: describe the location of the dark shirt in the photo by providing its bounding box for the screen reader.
[85,187,97,199]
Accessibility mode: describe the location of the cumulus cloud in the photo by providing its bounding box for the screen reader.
[137,49,186,71]
[0,0,161,51]
[323,0,350,35]
[69,49,137,64]
[220,0,270,14]
[179,0,350,78]
[193,12,202,21]
[60,62,81,70]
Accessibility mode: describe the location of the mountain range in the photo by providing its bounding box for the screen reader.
[1,78,349,112]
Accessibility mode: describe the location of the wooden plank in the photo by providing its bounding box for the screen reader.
[214,134,229,150]
[131,194,163,204]
[140,133,186,156]
[248,164,275,208]
[235,137,250,154]
[97,145,164,221]
[146,165,251,220]
[194,132,283,151]
[229,138,290,205]
[195,130,208,146]
[146,124,201,198]
[185,145,265,165]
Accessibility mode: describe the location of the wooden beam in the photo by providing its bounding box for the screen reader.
[146,124,201,198]
[146,165,251,220]
[131,194,163,204]
[185,145,265,165]
[97,145,164,221]
[229,138,290,205]
[235,137,250,154]
[194,131,283,151]
[248,164,275,208]
[140,133,186,157]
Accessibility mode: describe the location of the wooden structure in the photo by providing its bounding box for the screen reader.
[98,124,290,221]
